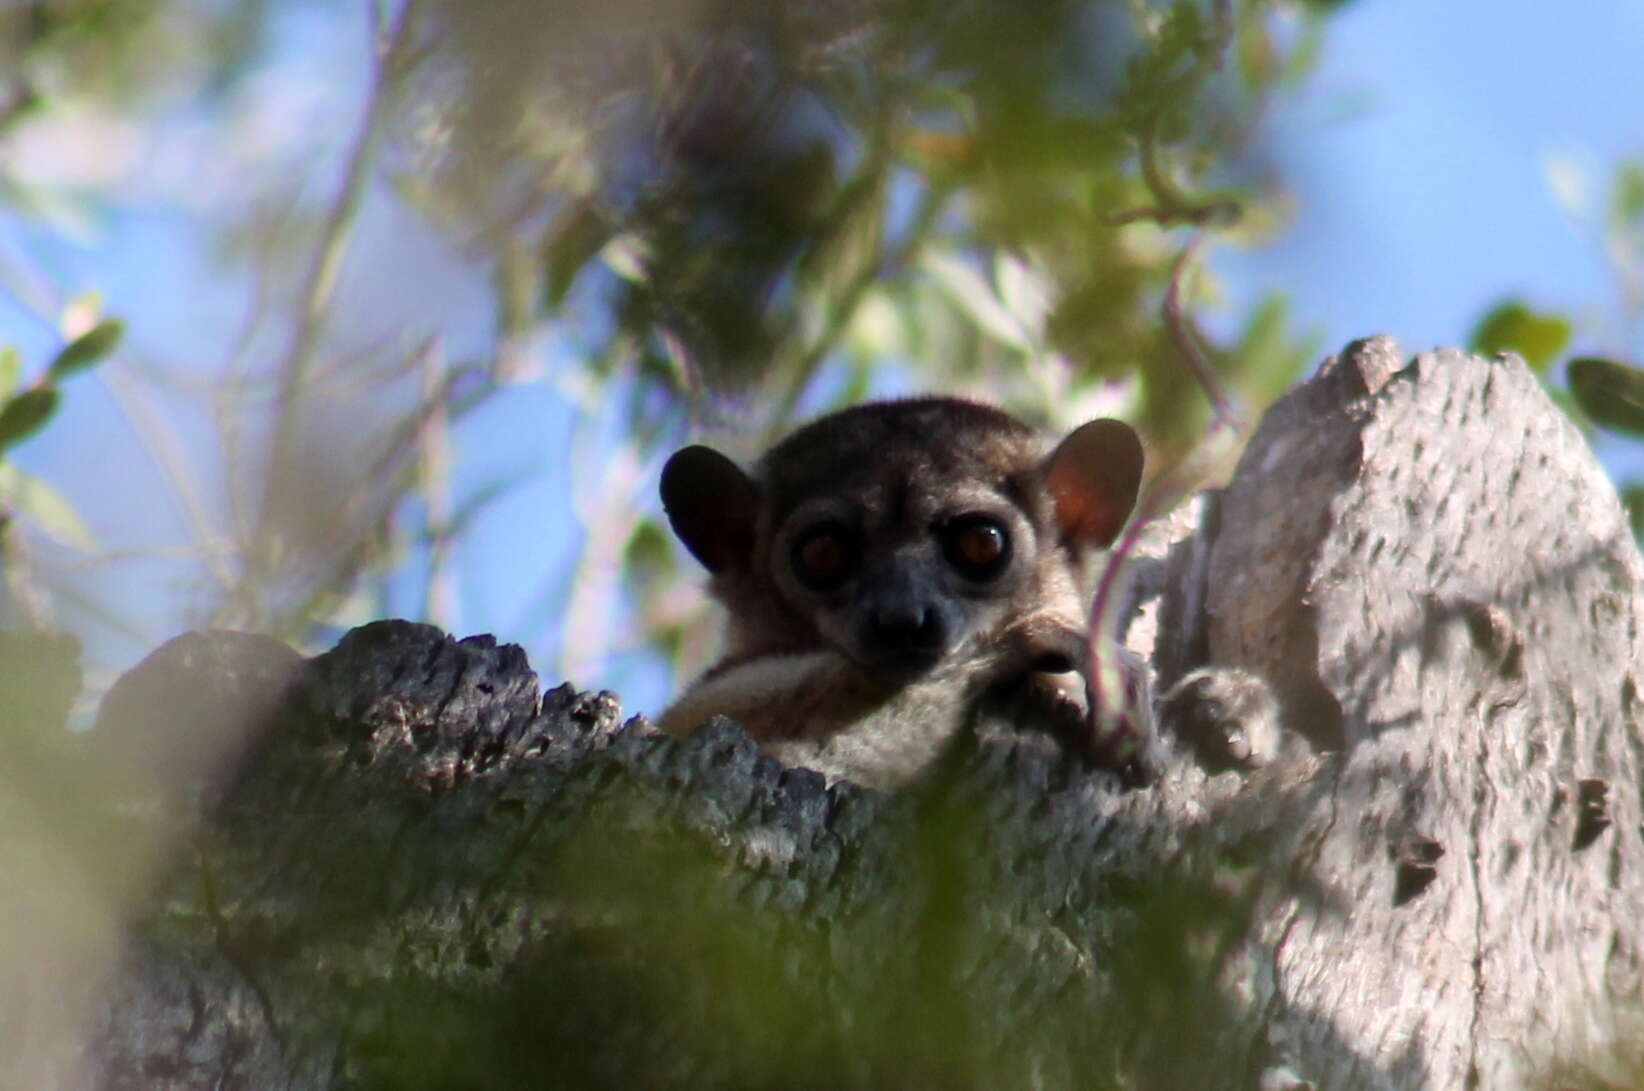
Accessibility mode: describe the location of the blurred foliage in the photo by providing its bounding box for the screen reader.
[0,628,137,1088]
[0,318,118,626]
[1475,154,1644,541]
[0,5,1341,1080]
[10,3,1644,1084]
[0,0,1337,665]
[390,0,1337,666]
[1568,357,1644,438]
[1470,300,1570,374]
[17,1,1644,689]
[0,0,272,108]
[48,318,124,380]
[322,788,1275,1090]
[406,0,1322,440]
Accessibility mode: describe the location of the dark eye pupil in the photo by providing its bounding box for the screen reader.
[943,516,1011,580]
[800,535,845,577]
[956,524,1002,565]
[792,524,856,590]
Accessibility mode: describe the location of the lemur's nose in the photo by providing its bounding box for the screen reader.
[869,597,945,652]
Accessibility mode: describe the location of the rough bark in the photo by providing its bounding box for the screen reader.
[60,339,1644,1090]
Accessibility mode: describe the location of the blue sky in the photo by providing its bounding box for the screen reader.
[1220,0,1644,356]
[4,0,1644,721]
[1217,0,1644,484]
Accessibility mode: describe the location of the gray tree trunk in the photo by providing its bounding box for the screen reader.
[37,339,1644,1089]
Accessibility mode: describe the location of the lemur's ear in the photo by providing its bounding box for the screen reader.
[1042,419,1143,548]
[660,445,761,572]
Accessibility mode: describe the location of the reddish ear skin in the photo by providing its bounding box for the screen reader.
[1043,419,1143,548]
[660,445,761,573]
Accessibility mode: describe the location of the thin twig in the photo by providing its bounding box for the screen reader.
[0,274,243,615]
[1085,232,1244,736]
[261,362,494,637]
[217,201,294,553]
[1161,234,1242,430]
[260,0,422,555]
[102,367,238,590]
[240,0,427,633]
[416,338,455,627]
[1105,123,1242,229]
[1104,0,1240,229]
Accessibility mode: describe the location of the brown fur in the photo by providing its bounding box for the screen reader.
[657,397,1141,788]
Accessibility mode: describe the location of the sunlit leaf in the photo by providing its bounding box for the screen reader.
[312,581,385,632]
[995,252,1050,339]
[921,251,1031,354]
[1568,357,1644,436]
[1469,300,1571,373]
[0,463,97,551]
[48,319,124,380]
[63,291,104,335]
[600,234,649,283]
[0,348,19,397]
[0,387,60,451]
[845,291,907,362]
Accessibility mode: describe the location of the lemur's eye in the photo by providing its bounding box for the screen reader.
[792,523,858,591]
[942,515,1011,581]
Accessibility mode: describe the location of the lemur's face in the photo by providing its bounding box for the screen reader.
[660,397,1143,690]
[765,459,1045,684]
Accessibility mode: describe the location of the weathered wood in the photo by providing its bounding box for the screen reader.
[1203,338,1644,1089]
[74,340,1644,1090]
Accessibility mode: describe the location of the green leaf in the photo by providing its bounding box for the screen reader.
[1469,300,1571,372]
[543,203,612,307]
[1611,160,1644,230]
[1235,296,1287,368]
[1568,357,1644,436]
[0,348,19,397]
[1235,18,1274,90]
[48,319,123,380]
[1280,16,1328,86]
[0,387,60,451]
[844,291,907,362]
[0,463,97,551]
[1622,483,1644,541]
[1225,294,1319,398]
[839,359,874,406]
[624,519,673,576]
